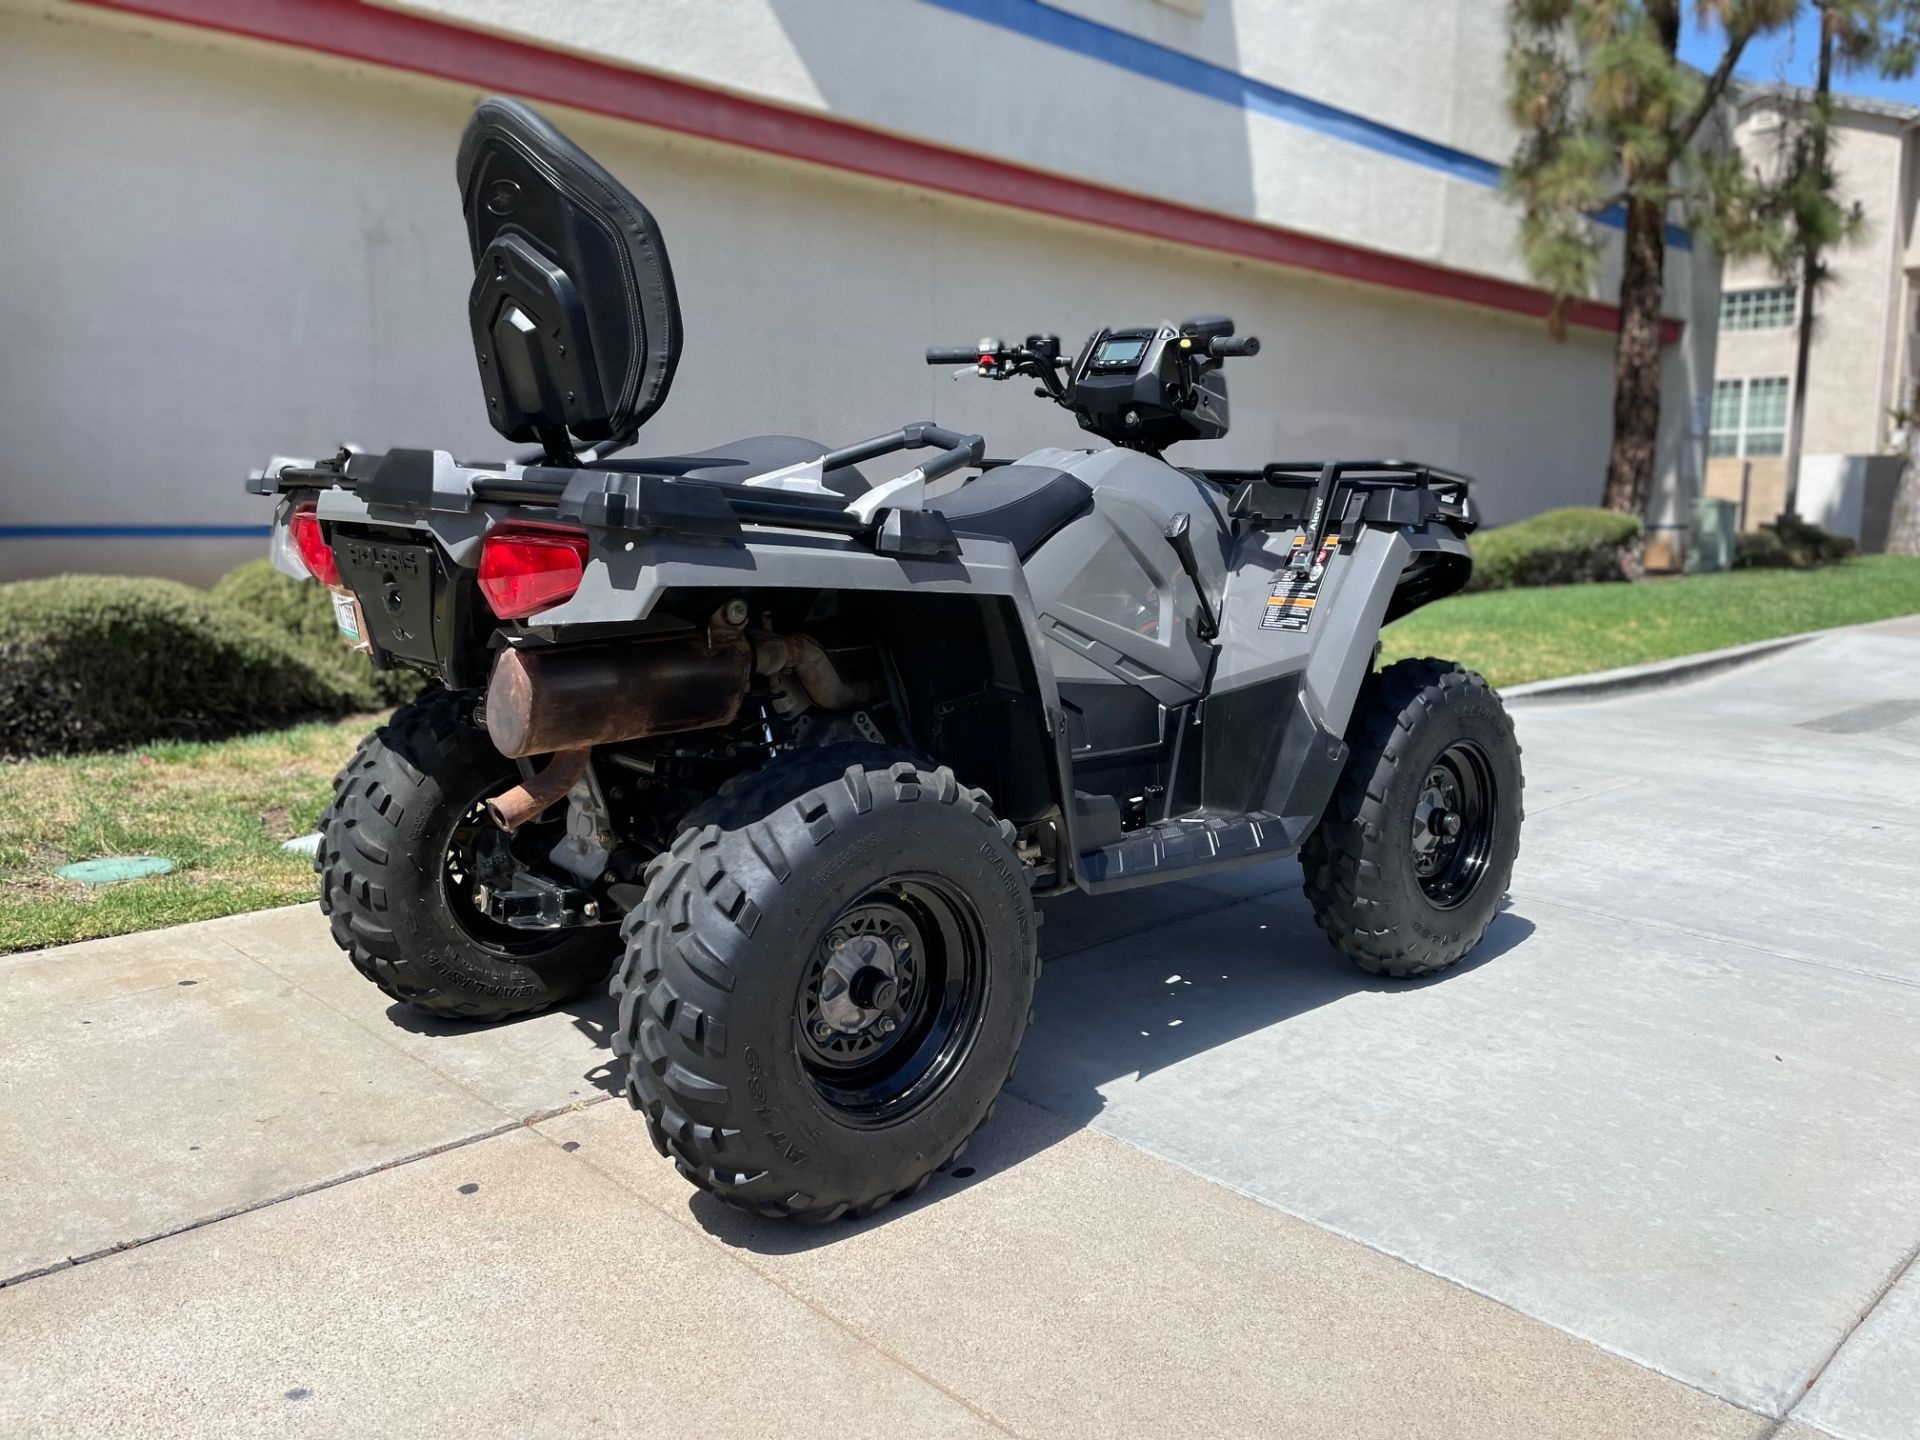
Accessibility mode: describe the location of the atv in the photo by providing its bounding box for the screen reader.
[253,97,1521,1222]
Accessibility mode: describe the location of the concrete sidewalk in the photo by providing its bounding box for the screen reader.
[4,619,1918,1438]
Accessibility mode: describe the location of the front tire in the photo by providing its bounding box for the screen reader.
[1301,658,1523,978]
[316,689,616,1022]
[612,750,1037,1223]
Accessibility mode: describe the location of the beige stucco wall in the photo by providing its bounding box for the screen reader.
[1719,98,1917,457]
[0,0,1715,583]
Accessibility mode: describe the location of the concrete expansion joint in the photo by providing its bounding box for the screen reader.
[1076,1111,1786,1427]
[0,1097,616,1293]
[527,1120,1028,1437]
[1782,1238,1920,1434]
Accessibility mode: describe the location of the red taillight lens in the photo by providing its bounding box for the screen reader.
[287,503,340,587]
[477,525,591,618]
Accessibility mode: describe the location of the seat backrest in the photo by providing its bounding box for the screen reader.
[456,97,682,453]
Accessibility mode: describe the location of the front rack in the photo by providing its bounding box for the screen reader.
[1207,459,1477,553]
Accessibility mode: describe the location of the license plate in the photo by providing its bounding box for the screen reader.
[330,588,371,652]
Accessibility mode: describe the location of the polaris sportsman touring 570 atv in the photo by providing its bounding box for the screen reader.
[254,98,1521,1222]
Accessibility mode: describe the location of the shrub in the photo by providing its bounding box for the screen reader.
[210,560,423,707]
[1734,513,1857,570]
[1465,507,1644,592]
[0,576,365,759]
[1733,527,1787,569]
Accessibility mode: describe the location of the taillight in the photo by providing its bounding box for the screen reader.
[477,524,591,618]
[287,503,340,587]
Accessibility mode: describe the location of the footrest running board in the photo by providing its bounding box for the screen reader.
[1076,811,1300,893]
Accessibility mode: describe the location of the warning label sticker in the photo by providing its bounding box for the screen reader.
[1261,534,1337,633]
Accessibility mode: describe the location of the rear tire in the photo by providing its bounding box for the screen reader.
[316,689,616,1022]
[1301,658,1522,978]
[612,749,1037,1222]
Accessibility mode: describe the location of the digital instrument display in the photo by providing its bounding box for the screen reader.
[1093,337,1148,368]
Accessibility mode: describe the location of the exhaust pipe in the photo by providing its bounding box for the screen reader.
[485,748,590,832]
[485,628,753,759]
[750,633,877,710]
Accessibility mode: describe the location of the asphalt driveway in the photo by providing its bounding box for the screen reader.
[3,618,1917,1438]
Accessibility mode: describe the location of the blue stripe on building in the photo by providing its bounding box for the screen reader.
[0,524,273,539]
[923,0,1690,250]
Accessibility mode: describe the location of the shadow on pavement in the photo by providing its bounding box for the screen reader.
[382,989,628,1097]
[1013,898,1535,1128]
[684,890,1534,1254]
[380,879,1534,1250]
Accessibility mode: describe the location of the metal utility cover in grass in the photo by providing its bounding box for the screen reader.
[58,856,174,886]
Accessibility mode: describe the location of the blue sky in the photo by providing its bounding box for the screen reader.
[1679,8,1920,103]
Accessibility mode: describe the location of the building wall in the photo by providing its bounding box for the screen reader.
[1895,130,1920,430]
[0,0,1714,584]
[1719,96,1917,460]
[392,0,1674,302]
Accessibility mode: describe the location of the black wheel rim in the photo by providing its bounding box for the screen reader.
[440,795,575,956]
[1411,741,1497,910]
[795,876,989,1126]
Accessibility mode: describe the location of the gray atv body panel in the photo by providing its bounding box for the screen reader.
[1006,447,1467,892]
[271,434,1469,896]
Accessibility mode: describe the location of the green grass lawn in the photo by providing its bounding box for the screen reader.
[4,556,1917,956]
[1381,554,1920,689]
[0,715,376,955]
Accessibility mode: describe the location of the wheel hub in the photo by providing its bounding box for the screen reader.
[793,878,992,1127]
[1409,743,1497,908]
[802,904,926,1070]
[1411,776,1464,876]
[818,932,907,1034]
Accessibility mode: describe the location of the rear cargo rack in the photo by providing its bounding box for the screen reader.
[252,422,986,560]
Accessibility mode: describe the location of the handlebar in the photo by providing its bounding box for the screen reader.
[1209,335,1260,358]
[926,346,984,366]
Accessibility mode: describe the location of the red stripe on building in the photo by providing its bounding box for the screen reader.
[75,0,1683,344]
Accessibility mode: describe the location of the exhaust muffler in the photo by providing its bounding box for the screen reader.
[484,628,753,759]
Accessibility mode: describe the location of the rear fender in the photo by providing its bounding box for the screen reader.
[545,533,1079,879]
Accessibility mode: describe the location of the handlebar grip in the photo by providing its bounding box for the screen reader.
[1208,335,1261,358]
[926,346,982,365]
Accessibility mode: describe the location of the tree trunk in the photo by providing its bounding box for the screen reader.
[1603,189,1668,515]
[1782,11,1836,521]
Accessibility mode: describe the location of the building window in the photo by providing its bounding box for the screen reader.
[1709,376,1790,457]
[1719,285,1798,332]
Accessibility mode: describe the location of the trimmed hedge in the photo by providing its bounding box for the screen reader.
[1734,513,1857,570]
[1465,507,1643,592]
[0,576,365,759]
[210,560,423,707]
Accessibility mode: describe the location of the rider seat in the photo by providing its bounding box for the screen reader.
[927,465,1092,558]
